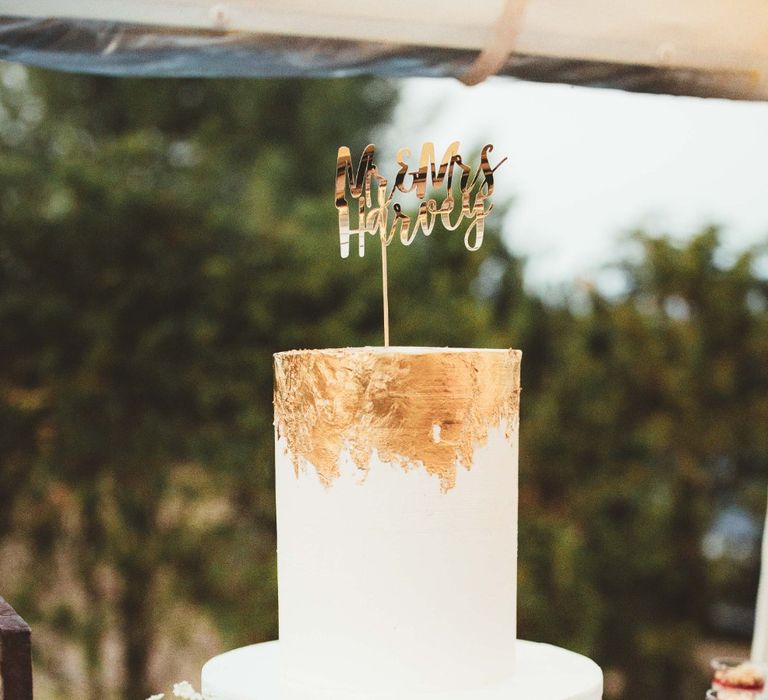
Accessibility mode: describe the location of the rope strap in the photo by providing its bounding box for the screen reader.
[459,0,529,86]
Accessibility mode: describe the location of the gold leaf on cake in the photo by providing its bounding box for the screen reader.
[273,348,521,492]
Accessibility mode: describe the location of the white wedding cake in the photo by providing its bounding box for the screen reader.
[202,347,603,700]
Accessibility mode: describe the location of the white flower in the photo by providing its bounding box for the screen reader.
[146,695,165,700]
[172,681,203,700]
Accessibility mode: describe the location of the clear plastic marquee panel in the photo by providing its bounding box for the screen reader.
[0,0,767,99]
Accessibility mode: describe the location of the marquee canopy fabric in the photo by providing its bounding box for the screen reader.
[0,0,767,99]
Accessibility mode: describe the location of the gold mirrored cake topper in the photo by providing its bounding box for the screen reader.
[334,141,507,346]
[334,141,507,258]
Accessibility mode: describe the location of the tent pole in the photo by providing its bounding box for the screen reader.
[752,487,768,662]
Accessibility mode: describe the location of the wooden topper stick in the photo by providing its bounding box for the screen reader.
[381,233,390,347]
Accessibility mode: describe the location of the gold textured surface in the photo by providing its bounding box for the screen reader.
[273,348,521,492]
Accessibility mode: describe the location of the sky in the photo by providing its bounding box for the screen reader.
[384,78,768,293]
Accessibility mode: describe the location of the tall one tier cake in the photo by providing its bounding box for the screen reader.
[276,347,520,696]
[202,347,603,700]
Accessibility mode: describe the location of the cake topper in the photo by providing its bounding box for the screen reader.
[334,141,507,346]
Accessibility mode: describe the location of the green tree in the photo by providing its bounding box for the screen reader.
[0,69,403,699]
[519,230,768,698]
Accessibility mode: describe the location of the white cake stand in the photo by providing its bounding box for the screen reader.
[202,640,603,700]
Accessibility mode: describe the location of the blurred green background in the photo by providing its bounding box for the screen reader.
[0,67,767,700]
